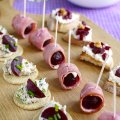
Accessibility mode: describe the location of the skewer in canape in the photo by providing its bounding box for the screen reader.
[29,0,54,51]
[98,75,120,120]
[104,65,120,95]
[98,111,120,120]
[43,15,65,69]
[57,30,81,90]
[80,55,108,113]
[12,0,37,38]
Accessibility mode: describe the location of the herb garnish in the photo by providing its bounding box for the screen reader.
[16,64,23,71]
[27,90,35,97]
[14,42,17,47]
[55,104,59,112]
[5,44,9,49]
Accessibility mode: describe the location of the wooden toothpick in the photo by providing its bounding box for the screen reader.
[42,0,46,28]
[68,30,71,65]
[55,15,59,47]
[113,81,116,118]
[96,55,109,88]
[24,0,27,17]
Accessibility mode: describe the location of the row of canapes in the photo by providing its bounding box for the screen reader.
[0,7,120,120]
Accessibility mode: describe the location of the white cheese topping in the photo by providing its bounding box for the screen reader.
[21,59,36,76]
[0,25,7,38]
[82,43,113,64]
[71,72,77,78]
[3,58,36,76]
[39,100,67,120]
[53,65,59,69]
[71,22,92,42]
[109,65,120,85]
[15,78,49,104]
[51,8,79,24]
[0,35,18,58]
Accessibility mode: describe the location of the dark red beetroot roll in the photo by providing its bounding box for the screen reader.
[57,63,81,90]
[12,14,37,38]
[43,43,65,69]
[80,82,104,113]
[29,28,54,51]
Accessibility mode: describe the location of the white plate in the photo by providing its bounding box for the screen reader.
[68,0,120,8]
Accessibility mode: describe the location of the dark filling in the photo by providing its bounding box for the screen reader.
[51,51,64,66]
[76,23,90,40]
[41,107,68,120]
[75,21,89,40]
[57,8,72,20]
[89,42,111,60]
[82,21,86,26]
[11,56,23,76]
[43,39,51,47]
[82,95,102,110]
[2,35,17,52]
[0,31,3,35]
[63,73,79,87]
[115,68,120,77]
[27,79,45,98]
[24,23,33,35]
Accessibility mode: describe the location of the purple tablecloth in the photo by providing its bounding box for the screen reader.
[13,0,120,41]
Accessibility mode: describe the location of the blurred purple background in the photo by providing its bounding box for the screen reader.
[13,0,120,41]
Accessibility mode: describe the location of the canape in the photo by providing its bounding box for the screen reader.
[80,82,104,113]
[0,25,7,38]
[57,63,81,90]
[80,41,113,70]
[98,111,120,120]
[43,43,65,69]
[14,78,51,110]
[46,8,80,33]
[29,28,54,51]
[3,56,38,84]
[104,65,120,95]
[63,21,92,46]
[12,14,37,38]
[0,35,23,62]
[33,100,72,120]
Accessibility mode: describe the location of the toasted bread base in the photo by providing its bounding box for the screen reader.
[3,68,38,85]
[33,109,72,120]
[13,90,51,110]
[46,15,80,33]
[0,45,23,62]
[63,33,90,46]
[80,52,113,70]
[104,80,120,96]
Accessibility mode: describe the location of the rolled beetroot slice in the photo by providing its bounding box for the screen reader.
[27,79,45,98]
[80,82,104,113]
[11,56,23,76]
[57,63,81,90]
[29,28,54,51]
[12,14,37,38]
[43,43,65,69]
[98,111,120,120]
[2,35,17,52]
[41,107,68,120]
